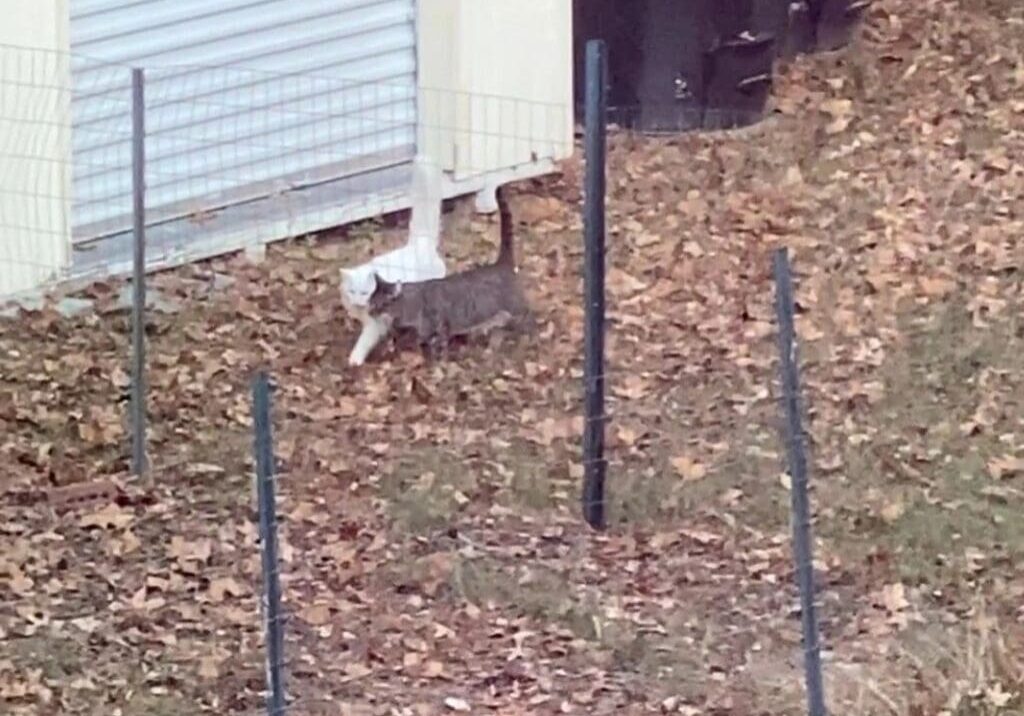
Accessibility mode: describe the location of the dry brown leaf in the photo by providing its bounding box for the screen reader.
[880,583,909,613]
[299,604,331,626]
[649,531,679,550]
[167,536,213,564]
[615,425,640,448]
[208,577,245,603]
[919,276,956,297]
[880,500,906,523]
[422,660,445,678]
[342,663,372,681]
[607,267,648,297]
[821,97,854,116]
[6,568,34,596]
[988,454,1024,480]
[613,374,650,400]
[825,116,851,134]
[197,657,220,680]
[670,455,707,482]
[679,528,721,545]
[79,503,134,530]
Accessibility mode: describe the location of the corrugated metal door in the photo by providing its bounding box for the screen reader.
[70,0,417,239]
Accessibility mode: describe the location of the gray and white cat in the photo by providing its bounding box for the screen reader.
[340,156,446,366]
[366,185,530,356]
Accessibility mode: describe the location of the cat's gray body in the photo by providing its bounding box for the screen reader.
[368,185,530,353]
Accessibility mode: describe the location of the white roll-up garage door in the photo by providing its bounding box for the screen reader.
[70,0,417,240]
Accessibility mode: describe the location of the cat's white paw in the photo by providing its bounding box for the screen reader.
[348,350,365,367]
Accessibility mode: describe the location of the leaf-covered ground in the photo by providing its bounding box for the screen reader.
[3,0,1024,713]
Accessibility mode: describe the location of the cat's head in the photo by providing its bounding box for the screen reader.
[339,266,378,308]
[367,273,402,313]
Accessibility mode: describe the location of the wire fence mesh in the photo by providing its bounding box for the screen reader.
[0,44,73,296]
[0,43,573,298]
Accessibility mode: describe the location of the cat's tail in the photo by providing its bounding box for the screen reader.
[407,154,443,247]
[496,184,515,269]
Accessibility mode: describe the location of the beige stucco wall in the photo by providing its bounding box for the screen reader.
[417,0,573,181]
[0,0,72,297]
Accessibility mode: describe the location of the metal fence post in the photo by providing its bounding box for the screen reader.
[772,248,827,716]
[253,372,286,716]
[129,67,147,476]
[581,39,608,530]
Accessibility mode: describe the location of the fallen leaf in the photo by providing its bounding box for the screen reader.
[825,116,851,134]
[197,657,220,680]
[299,605,332,626]
[444,697,471,712]
[8,570,33,596]
[649,531,679,550]
[670,456,707,482]
[919,276,956,297]
[679,528,721,545]
[167,536,213,564]
[880,500,906,523]
[615,425,640,447]
[608,267,648,297]
[987,683,1013,708]
[342,663,372,681]
[70,616,102,633]
[422,660,445,678]
[208,577,245,603]
[987,454,1024,480]
[79,503,134,530]
[880,583,909,613]
[613,374,650,400]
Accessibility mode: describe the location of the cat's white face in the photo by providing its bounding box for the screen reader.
[340,267,378,308]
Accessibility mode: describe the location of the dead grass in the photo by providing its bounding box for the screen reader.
[846,606,1023,716]
[743,604,1024,715]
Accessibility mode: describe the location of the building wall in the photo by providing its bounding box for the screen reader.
[0,0,73,296]
[70,0,418,239]
[418,0,574,182]
[1,0,575,297]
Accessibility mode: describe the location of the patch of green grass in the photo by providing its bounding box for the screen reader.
[822,295,1024,586]
[451,557,601,640]
[381,447,479,533]
[506,460,569,512]
[606,429,786,531]
[121,691,198,716]
[7,634,84,683]
[447,553,724,695]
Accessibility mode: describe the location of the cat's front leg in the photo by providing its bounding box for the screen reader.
[348,316,389,366]
[434,320,453,361]
[418,323,446,362]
